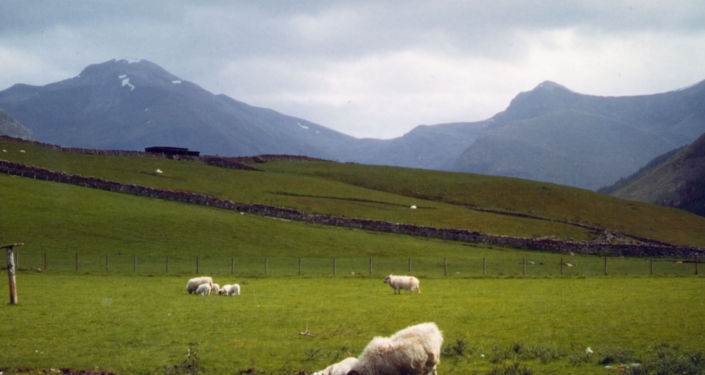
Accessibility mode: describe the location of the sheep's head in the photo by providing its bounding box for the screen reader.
[383,276,391,284]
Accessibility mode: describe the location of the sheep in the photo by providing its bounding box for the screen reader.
[346,322,443,375]
[186,276,213,294]
[194,283,212,296]
[384,275,421,294]
[212,283,220,294]
[313,357,358,375]
[219,284,240,296]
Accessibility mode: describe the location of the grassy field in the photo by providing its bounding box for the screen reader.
[1,273,704,374]
[2,138,705,374]
[4,138,705,247]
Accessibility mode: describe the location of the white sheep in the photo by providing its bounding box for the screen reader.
[194,283,212,296]
[186,276,213,294]
[212,283,220,294]
[346,322,443,375]
[384,275,421,294]
[313,357,358,375]
[219,284,240,296]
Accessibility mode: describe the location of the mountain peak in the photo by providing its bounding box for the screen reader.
[76,58,180,88]
[534,80,571,92]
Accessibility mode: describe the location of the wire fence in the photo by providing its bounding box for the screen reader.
[6,250,703,277]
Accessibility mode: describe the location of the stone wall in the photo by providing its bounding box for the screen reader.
[2,159,702,258]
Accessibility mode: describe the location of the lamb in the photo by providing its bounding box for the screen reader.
[186,276,213,294]
[384,275,421,294]
[194,283,212,296]
[313,357,358,375]
[219,284,240,296]
[212,283,220,294]
[346,322,443,375]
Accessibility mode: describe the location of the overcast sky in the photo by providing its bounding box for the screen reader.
[2,1,705,139]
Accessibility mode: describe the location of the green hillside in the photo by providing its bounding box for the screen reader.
[3,137,705,248]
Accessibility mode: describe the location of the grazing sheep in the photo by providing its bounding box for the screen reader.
[219,284,240,296]
[194,283,212,296]
[384,275,421,294]
[212,283,220,294]
[186,276,213,294]
[346,322,443,375]
[313,357,358,375]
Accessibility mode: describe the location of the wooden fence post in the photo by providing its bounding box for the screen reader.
[133,255,136,273]
[43,251,47,271]
[696,255,699,275]
[333,257,337,276]
[231,257,235,274]
[483,257,487,276]
[75,252,79,272]
[298,257,302,276]
[369,257,373,275]
[196,256,199,274]
[444,257,447,277]
[408,258,412,274]
[560,257,564,276]
[3,243,23,305]
[650,257,653,275]
[523,257,527,276]
[166,256,169,273]
[604,256,608,276]
[265,257,269,275]
[106,254,109,272]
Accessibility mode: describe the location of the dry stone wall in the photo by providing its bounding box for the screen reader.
[1,159,703,258]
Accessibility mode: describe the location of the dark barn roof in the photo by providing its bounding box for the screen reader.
[145,146,200,157]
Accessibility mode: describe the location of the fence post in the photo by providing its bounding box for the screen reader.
[231,257,234,274]
[443,257,447,277]
[196,256,199,274]
[106,254,109,272]
[408,258,411,274]
[523,257,526,276]
[166,256,169,273]
[3,243,23,305]
[333,257,337,276]
[133,255,136,273]
[75,252,79,272]
[650,257,653,275]
[44,251,47,271]
[483,257,486,276]
[298,257,302,276]
[560,257,564,276]
[369,257,372,275]
[265,257,268,275]
[604,256,608,276]
[696,255,699,276]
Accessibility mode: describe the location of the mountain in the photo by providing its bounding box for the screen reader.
[600,132,705,216]
[0,108,33,139]
[0,59,356,158]
[452,80,705,190]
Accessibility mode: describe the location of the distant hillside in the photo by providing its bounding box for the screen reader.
[601,132,705,216]
[2,58,704,190]
[0,108,32,139]
[0,59,356,158]
[452,80,705,190]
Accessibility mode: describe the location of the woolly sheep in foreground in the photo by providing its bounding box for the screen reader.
[194,283,212,296]
[186,276,213,294]
[346,322,443,375]
[384,275,421,294]
[313,357,358,375]
[219,284,240,296]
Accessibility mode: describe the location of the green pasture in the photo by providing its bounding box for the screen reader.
[4,138,705,247]
[1,274,704,374]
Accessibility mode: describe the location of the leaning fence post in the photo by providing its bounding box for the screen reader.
[3,243,23,305]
